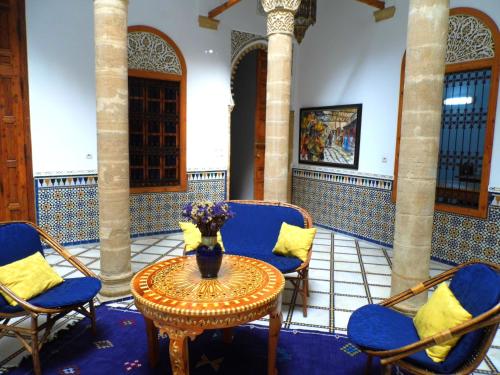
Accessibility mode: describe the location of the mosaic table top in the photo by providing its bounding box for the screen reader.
[131,255,285,317]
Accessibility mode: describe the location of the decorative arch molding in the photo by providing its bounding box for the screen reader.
[446,9,496,65]
[127,25,186,76]
[231,40,268,83]
[230,30,268,100]
[126,25,187,193]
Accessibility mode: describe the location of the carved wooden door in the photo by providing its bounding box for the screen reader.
[253,49,267,200]
[0,0,34,221]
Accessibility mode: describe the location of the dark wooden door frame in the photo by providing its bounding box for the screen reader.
[253,48,267,200]
[0,0,35,221]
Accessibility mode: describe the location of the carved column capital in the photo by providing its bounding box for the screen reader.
[261,0,301,36]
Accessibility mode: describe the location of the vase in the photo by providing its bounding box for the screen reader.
[196,235,223,279]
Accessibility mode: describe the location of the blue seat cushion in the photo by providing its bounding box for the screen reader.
[0,223,43,266]
[224,248,302,273]
[348,304,453,373]
[0,277,101,314]
[220,203,306,269]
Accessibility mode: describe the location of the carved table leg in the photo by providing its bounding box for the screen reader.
[169,335,189,375]
[161,326,203,375]
[268,307,283,375]
[222,327,234,344]
[144,317,159,367]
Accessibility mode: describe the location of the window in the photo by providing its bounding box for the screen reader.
[129,77,181,188]
[393,8,499,218]
[127,26,186,192]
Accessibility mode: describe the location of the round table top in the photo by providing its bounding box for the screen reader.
[131,255,285,317]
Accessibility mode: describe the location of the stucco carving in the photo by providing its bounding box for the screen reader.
[261,0,301,35]
[267,10,296,35]
[260,0,301,13]
[446,14,495,64]
[128,31,182,75]
[231,30,267,62]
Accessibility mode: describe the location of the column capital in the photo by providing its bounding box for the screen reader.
[261,0,301,36]
[94,0,129,6]
[261,0,301,13]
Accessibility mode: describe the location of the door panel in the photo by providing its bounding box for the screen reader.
[0,0,34,221]
[253,49,267,200]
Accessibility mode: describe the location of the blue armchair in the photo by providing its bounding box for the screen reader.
[0,222,101,375]
[347,261,499,374]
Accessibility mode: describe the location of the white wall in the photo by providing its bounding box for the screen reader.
[26,0,96,175]
[26,0,266,175]
[294,0,500,190]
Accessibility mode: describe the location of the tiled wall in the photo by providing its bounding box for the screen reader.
[292,168,500,265]
[35,171,226,245]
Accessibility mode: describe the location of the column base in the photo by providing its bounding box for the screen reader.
[99,271,134,297]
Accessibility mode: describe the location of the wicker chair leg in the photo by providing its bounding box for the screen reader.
[301,274,308,317]
[382,364,392,375]
[365,355,373,375]
[89,299,97,335]
[31,316,42,375]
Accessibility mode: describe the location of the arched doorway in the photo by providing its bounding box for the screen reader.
[229,45,267,200]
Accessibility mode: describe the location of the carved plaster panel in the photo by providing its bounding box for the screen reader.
[260,0,301,13]
[128,31,182,75]
[231,30,267,62]
[446,14,495,64]
[267,10,296,35]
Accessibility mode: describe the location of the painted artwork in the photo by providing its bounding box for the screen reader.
[299,104,362,169]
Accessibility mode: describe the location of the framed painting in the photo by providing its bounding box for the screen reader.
[298,104,362,169]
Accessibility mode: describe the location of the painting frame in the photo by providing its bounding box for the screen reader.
[298,104,362,169]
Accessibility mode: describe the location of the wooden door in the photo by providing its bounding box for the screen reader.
[253,49,267,200]
[0,0,34,221]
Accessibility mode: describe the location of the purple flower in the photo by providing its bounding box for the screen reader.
[182,200,235,236]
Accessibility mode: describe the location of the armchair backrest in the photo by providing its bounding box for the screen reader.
[449,263,500,317]
[438,263,499,373]
[220,201,307,253]
[0,223,44,266]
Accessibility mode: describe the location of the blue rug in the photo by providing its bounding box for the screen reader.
[7,304,382,375]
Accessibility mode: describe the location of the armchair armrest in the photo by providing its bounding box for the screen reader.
[29,222,97,278]
[380,260,498,308]
[0,282,69,314]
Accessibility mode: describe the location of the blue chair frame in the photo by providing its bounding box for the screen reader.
[0,221,101,375]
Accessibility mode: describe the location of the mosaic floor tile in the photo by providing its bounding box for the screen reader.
[333,310,352,329]
[334,282,367,297]
[334,253,359,262]
[334,295,369,311]
[333,271,363,284]
[333,262,361,272]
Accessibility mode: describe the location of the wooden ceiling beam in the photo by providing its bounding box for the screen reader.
[356,0,385,10]
[208,0,242,19]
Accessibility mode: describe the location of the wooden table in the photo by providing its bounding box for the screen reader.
[131,255,285,375]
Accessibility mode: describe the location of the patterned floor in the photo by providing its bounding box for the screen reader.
[0,227,498,374]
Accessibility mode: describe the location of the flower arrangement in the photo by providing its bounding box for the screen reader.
[182,201,234,237]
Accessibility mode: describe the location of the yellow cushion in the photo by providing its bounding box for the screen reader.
[178,222,224,252]
[0,252,64,306]
[272,222,316,262]
[413,282,472,362]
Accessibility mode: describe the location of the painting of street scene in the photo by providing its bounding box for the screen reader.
[299,104,362,169]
